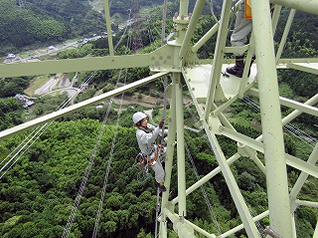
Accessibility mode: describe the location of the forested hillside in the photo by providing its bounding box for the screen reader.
[0,118,250,237]
[0,111,316,237]
[0,1,317,238]
[0,0,105,55]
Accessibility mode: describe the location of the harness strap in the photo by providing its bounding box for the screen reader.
[148,145,161,166]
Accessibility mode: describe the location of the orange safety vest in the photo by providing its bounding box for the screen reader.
[245,0,252,19]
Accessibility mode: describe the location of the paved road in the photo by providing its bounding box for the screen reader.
[2,35,102,64]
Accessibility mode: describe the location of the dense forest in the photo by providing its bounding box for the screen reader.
[0,0,105,55]
[0,0,317,237]
[0,0,216,56]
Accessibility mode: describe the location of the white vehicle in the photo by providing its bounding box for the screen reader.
[6,53,16,59]
[48,46,56,50]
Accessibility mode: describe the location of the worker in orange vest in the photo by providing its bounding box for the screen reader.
[226,0,253,78]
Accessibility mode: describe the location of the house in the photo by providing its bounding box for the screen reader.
[14,94,34,108]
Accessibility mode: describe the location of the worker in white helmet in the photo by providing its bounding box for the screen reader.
[133,111,167,192]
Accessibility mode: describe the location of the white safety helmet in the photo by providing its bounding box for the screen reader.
[133,112,147,124]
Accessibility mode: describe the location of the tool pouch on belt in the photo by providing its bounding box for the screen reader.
[148,145,160,167]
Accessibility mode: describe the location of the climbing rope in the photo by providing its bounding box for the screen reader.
[161,0,168,44]
[92,27,133,237]
[62,100,112,238]
[92,69,129,238]
[62,69,129,237]
[184,140,222,235]
[154,76,169,238]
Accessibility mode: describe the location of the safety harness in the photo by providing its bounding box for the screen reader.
[147,145,161,167]
[136,126,162,170]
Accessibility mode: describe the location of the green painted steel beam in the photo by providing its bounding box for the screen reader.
[278,58,318,64]
[271,0,318,15]
[315,222,318,238]
[163,208,196,238]
[179,0,205,59]
[204,0,232,120]
[287,62,318,75]
[204,129,261,237]
[290,144,318,211]
[276,9,296,62]
[159,76,176,238]
[175,73,187,217]
[220,211,270,238]
[183,219,216,238]
[252,0,307,234]
[103,0,114,56]
[221,128,318,179]
[286,154,318,179]
[171,153,241,205]
[0,54,150,78]
[248,89,318,117]
[295,200,318,208]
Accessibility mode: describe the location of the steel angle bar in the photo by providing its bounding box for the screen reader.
[159,77,176,238]
[171,153,241,205]
[163,208,196,238]
[102,0,114,56]
[192,24,219,54]
[0,54,150,78]
[219,211,269,238]
[295,200,318,208]
[314,221,318,238]
[183,219,216,238]
[248,89,318,127]
[287,62,318,75]
[175,73,187,217]
[290,143,318,211]
[270,0,318,15]
[279,95,318,117]
[203,124,260,237]
[278,58,318,64]
[221,127,264,152]
[222,120,318,179]
[285,153,318,179]
[0,72,169,140]
[205,0,232,120]
[276,9,296,63]
[179,0,205,59]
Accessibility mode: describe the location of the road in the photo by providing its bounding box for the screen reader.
[2,35,103,64]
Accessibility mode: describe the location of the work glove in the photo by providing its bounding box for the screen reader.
[159,119,165,128]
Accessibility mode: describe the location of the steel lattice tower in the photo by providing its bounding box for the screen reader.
[0,0,318,237]
[131,0,144,51]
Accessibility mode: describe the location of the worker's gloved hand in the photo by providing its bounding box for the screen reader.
[159,119,165,128]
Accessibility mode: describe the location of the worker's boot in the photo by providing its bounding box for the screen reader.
[226,55,244,78]
[246,55,255,77]
[157,182,166,192]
